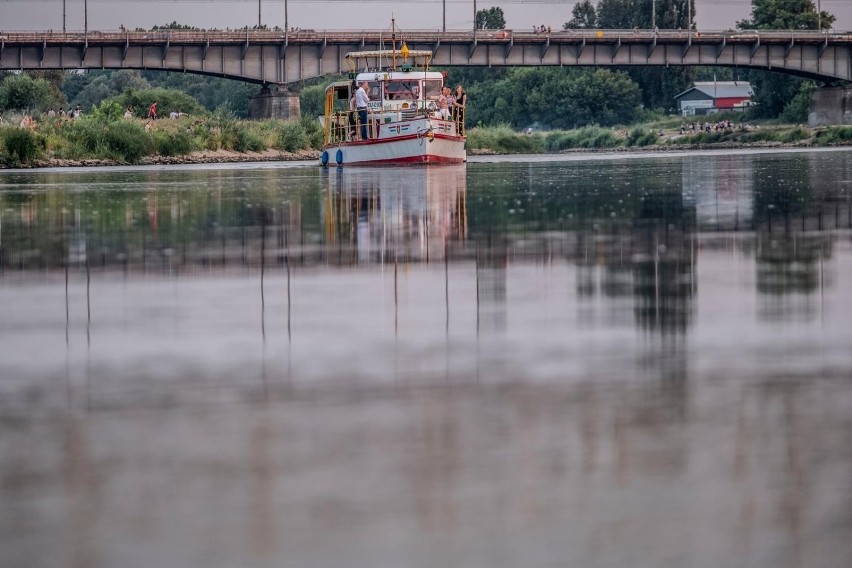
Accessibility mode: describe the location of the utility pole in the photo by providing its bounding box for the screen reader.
[62,0,66,33]
[285,0,288,32]
[258,0,262,28]
[687,0,692,36]
[443,0,446,32]
[84,0,88,34]
[818,0,822,30]
[651,0,656,30]
[473,0,477,31]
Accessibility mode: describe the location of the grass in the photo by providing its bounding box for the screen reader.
[0,113,324,166]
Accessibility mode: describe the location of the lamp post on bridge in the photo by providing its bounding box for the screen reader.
[258,0,262,28]
[84,0,87,35]
[62,0,66,33]
[818,0,822,30]
[651,0,655,30]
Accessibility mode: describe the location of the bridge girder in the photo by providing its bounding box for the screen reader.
[0,29,849,85]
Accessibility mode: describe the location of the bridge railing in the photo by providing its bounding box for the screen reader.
[1,28,850,45]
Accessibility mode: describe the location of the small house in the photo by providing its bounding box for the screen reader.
[674,82,753,116]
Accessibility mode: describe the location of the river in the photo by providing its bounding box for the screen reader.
[1,149,851,568]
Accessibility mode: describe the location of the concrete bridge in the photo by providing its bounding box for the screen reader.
[1,28,851,84]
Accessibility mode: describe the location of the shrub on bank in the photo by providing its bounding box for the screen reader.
[625,128,658,147]
[467,125,544,153]
[544,126,621,150]
[58,118,154,162]
[0,126,43,166]
[814,126,852,145]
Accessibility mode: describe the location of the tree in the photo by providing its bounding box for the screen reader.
[596,0,636,29]
[564,0,598,29]
[738,0,834,30]
[475,7,506,30]
[0,74,63,112]
[738,0,836,118]
[71,70,150,110]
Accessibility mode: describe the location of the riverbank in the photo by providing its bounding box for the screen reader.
[3,117,852,169]
[22,148,321,169]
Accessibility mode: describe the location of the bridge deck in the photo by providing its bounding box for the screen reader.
[1,29,850,84]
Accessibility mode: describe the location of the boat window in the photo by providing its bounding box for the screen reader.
[424,80,442,99]
[384,80,421,100]
[367,83,381,100]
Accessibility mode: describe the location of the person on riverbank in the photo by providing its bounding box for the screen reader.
[356,81,370,140]
[148,102,158,120]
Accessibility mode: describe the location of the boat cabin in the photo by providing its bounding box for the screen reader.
[323,49,454,145]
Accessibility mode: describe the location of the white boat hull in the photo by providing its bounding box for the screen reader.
[321,117,466,165]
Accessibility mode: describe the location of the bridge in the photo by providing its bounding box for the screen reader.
[1,28,851,85]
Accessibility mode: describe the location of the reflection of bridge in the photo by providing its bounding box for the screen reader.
[1,29,851,84]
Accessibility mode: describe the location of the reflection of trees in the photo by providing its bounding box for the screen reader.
[750,154,848,322]
[0,167,469,274]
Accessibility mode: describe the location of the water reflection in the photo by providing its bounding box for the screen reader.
[1,152,852,568]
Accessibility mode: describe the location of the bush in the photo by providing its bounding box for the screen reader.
[814,127,852,145]
[0,126,42,165]
[301,116,324,149]
[61,118,154,162]
[467,125,544,153]
[276,120,308,152]
[154,129,196,156]
[625,128,658,147]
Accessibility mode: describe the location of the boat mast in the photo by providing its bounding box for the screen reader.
[391,17,397,70]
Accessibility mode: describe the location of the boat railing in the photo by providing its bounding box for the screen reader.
[325,104,466,145]
[326,109,381,144]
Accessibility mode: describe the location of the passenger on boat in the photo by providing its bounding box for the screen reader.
[452,85,467,120]
[437,87,451,120]
[356,81,370,140]
[348,85,357,140]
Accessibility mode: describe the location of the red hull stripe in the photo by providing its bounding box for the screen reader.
[327,132,465,147]
[350,155,466,165]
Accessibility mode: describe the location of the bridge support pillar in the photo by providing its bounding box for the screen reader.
[248,86,300,120]
[808,86,852,127]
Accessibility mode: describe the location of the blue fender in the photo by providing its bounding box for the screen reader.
[336,149,344,165]
[321,150,329,166]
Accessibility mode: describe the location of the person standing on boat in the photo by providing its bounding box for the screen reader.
[437,87,451,120]
[356,81,370,140]
[452,85,467,124]
[348,84,358,140]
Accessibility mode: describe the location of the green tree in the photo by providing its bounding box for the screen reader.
[105,87,207,118]
[596,0,636,28]
[738,0,834,30]
[466,67,642,128]
[0,74,63,112]
[72,70,151,111]
[738,0,835,118]
[475,7,506,29]
[565,0,598,29]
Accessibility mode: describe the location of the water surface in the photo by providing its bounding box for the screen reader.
[2,150,851,568]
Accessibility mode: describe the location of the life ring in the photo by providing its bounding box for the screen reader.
[336,149,343,165]
[321,150,329,166]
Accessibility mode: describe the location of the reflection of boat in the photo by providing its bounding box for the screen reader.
[323,166,467,261]
[319,32,466,166]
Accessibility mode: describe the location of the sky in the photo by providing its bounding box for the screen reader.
[0,0,850,33]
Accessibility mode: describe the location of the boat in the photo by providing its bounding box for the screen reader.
[319,32,466,166]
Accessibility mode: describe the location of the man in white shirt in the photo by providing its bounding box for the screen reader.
[355,81,371,140]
